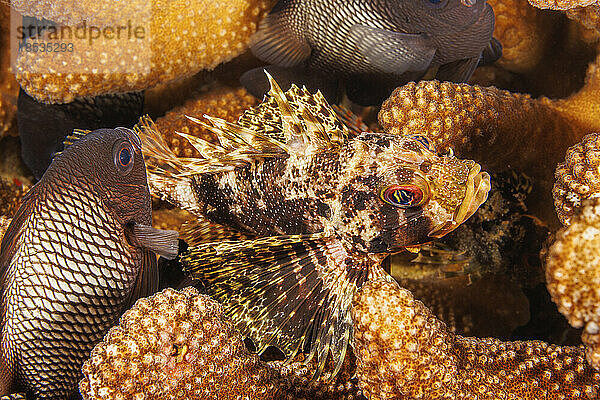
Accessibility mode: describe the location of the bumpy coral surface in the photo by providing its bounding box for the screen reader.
[554,132,600,225]
[352,279,600,399]
[547,196,600,369]
[11,0,149,26]
[0,177,29,217]
[528,0,598,10]
[488,0,550,73]
[151,85,258,157]
[378,83,579,178]
[273,354,364,400]
[14,0,275,103]
[0,2,18,137]
[80,286,366,400]
[80,287,278,400]
[566,5,600,32]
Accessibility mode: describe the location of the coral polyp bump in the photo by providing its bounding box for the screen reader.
[547,196,600,369]
[553,132,600,225]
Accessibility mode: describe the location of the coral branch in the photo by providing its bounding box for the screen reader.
[352,279,600,399]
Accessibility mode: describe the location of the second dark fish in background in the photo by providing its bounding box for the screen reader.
[242,0,500,105]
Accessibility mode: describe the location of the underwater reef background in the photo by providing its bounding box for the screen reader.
[2,0,600,398]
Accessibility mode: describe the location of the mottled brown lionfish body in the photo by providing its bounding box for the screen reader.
[0,129,178,399]
[139,74,491,377]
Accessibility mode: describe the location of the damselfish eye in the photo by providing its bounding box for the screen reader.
[425,0,448,7]
[113,140,135,175]
[380,184,426,208]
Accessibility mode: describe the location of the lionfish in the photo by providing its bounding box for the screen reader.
[137,74,491,378]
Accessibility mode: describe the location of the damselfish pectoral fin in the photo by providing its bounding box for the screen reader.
[123,248,159,312]
[125,223,179,260]
[180,233,384,379]
[349,24,435,75]
[250,9,311,67]
[479,37,502,66]
[435,56,480,83]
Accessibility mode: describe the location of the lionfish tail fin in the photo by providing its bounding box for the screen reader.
[180,233,380,380]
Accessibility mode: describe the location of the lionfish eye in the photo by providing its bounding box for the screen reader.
[412,135,430,149]
[113,140,135,175]
[380,185,425,208]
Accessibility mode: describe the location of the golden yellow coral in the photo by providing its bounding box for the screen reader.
[488,0,551,73]
[80,287,278,400]
[566,5,600,33]
[80,286,364,400]
[272,354,363,400]
[546,196,600,369]
[378,57,600,225]
[10,0,150,26]
[0,2,18,137]
[0,215,11,240]
[528,0,598,10]
[553,133,600,224]
[352,279,600,399]
[0,177,29,217]
[151,85,258,158]
[553,54,600,130]
[14,0,275,103]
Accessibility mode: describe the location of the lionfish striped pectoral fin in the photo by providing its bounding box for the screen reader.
[180,217,254,246]
[180,233,387,379]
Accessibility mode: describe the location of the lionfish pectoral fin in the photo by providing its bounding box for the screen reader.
[180,217,254,246]
[126,223,179,260]
[180,233,375,380]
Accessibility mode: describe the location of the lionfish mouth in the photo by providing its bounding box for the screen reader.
[428,163,491,238]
